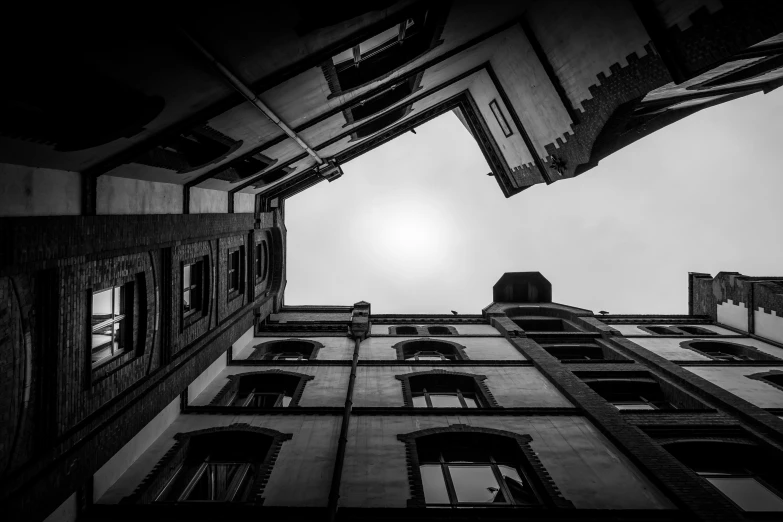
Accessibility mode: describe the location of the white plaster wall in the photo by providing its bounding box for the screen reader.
[629,336,783,361]
[755,307,783,345]
[686,367,783,408]
[0,164,81,216]
[653,0,723,30]
[611,324,736,336]
[468,71,536,171]
[189,187,228,213]
[98,415,340,506]
[717,300,749,332]
[43,494,77,522]
[369,324,500,335]
[189,365,350,407]
[627,337,712,361]
[353,366,571,408]
[233,336,354,361]
[527,0,650,111]
[234,192,255,213]
[490,24,574,158]
[187,351,228,405]
[340,415,674,509]
[94,397,180,503]
[96,176,183,215]
[359,337,525,360]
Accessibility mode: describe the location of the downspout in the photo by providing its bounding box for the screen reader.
[178,28,325,166]
[328,303,370,521]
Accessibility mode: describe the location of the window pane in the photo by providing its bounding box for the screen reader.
[707,477,783,511]
[113,287,122,314]
[183,289,191,313]
[281,396,292,407]
[420,465,450,504]
[332,47,354,65]
[498,465,538,505]
[248,393,281,408]
[185,463,244,501]
[614,403,655,411]
[429,394,463,408]
[448,465,500,503]
[412,395,428,408]
[92,288,113,318]
[359,25,400,55]
[183,265,191,288]
[463,396,479,408]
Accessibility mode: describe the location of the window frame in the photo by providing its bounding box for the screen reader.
[489,99,513,138]
[680,340,781,362]
[397,427,574,509]
[392,338,469,361]
[182,260,204,320]
[128,425,293,505]
[90,283,133,369]
[397,371,499,409]
[226,246,245,298]
[211,370,314,408]
[248,339,324,361]
[255,241,268,283]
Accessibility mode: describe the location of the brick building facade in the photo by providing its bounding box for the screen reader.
[2,1,783,521]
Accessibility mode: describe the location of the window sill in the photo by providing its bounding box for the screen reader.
[91,349,136,385]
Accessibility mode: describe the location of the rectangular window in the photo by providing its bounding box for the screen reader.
[90,285,129,367]
[255,242,267,282]
[183,260,203,318]
[228,249,241,293]
[490,99,513,137]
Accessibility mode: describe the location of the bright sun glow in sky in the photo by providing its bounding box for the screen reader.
[285,88,783,314]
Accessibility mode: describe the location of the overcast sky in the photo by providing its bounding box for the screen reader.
[285,88,783,314]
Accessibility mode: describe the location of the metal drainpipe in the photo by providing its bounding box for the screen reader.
[327,333,362,521]
[178,28,325,166]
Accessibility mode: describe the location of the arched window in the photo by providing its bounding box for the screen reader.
[212,371,313,408]
[324,6,445,94]
[127,426,291,504]
[542,344,606,361]
[664,441,783,512]
[512,317,579,332]
[427,326,453,336]
[675,326,716,336]
[642,326,682,335]
[681,340,781,362]
[399,372,496,409]
[249,339,323,361]
[393,339,468,361]
[747,371,783,392]
[393,326,419,335]
[397,428,572,509]
[584,378,674,410]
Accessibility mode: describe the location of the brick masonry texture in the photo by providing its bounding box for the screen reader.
[1,214,255,276]
[0,212,284,522]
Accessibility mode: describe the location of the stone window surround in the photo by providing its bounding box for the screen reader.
[638,325,717,336]
[226,245,245,300]
[397,424,573,509]
[746,370,783,393]
[181,255,209,329]
[395,369,500,409]
[679,339,782,362]
[87,271,146,384]
[123,424,292,505]
[391,337,469,361]
[248,338,325,361]
[210,369,314,407]
[389,325,458,336]
[577,371,709,411]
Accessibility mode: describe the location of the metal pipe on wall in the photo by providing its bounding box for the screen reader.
[327,333,361,521]
[178,27,325,166]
